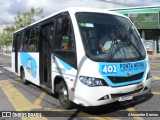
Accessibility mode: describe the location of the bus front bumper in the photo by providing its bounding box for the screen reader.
[73,78,151,107]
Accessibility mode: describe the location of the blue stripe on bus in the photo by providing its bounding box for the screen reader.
[56,58,73,70]
[99,60,147,87]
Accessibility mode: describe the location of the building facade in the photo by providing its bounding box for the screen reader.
[112,6,160,54]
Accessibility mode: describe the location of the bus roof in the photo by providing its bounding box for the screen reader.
[14,7,126,33]
[110,5,160,11]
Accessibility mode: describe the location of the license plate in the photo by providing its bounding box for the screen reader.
[119,95,133,102]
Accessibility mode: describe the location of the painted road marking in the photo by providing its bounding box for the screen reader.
[126,107,143,120]
[121,101,143,120]
[0,70,2,73]
[0,80,36,111]
[150,63,160,66]
[34,92,46,107]
[152,75,160,80]
[0,80,47,120]
[2,79,155,120]
[44,107,120,120]
[7,79,117,119]
[151,92,160,95]
[91,116,119,120]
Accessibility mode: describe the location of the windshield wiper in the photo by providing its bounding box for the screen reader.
[106,37,119,62]
[107,37,144,62]
[126,38,144,59]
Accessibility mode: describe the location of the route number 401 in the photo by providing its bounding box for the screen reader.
[102,65,117,73]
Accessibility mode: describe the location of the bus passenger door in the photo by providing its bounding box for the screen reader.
[40,22,54,89]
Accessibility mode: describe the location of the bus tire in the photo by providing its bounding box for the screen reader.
[20,69,29,85]
[57,81,74,109]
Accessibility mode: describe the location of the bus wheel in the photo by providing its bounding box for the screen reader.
[21,69,29,85]
[57,81,74,109]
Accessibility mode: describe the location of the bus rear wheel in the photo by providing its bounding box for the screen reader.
[57,81,74,109]
[20,69,29,85]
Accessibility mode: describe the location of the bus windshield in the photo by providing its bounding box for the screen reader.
[76,12,146,62]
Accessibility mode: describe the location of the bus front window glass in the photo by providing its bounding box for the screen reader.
[76,12,146,62]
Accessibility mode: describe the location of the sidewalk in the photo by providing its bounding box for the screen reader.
[0,51,11,57]
[1,53,11,57]
[4,54,11,57]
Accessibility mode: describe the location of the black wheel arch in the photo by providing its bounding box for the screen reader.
[20,66,24,78]
[54,76,68,93]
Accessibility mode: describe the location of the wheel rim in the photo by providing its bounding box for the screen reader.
[59,86,68,104]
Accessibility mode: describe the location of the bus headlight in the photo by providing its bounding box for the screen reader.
[79,76,108,87]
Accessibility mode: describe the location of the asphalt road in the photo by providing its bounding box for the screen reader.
[0,55,160,120]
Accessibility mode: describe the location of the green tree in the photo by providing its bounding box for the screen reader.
[15,7,43,30]
[0,33,5,46]
[0,7,43,46]
[3,26,15,45]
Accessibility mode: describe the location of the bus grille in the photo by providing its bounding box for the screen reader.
[108,72,144,84]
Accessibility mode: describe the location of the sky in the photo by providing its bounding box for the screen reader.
[0,0,160,27]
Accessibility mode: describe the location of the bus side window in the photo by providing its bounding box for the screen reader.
[55,17,63,49]
[54,13,77,68]
[19,32,24,51]
[17,33,22,52]
[61,18,69,50]
[28,28,38,52]
[22,29,30,51]
[55,16,74,50]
